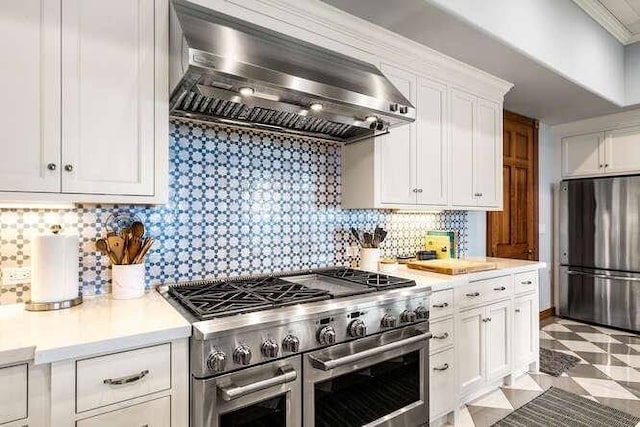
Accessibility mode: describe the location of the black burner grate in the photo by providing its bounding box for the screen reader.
[317,267,415,290]
[167,276,331,320]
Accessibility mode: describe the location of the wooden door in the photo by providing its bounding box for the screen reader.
[0,0,61,193]
[379,63,417,205]
[450,89,476,207]
[456,306,485,395]
[487,111,538,260]
[415,77,448,207]
[61,0,156,196]
[485,300,511,381]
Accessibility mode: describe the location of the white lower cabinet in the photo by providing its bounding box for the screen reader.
[0,364,28,425]
[513,292,539,371]
[456,292,513,398]
[77,396,171,427]
[430,348,455,421]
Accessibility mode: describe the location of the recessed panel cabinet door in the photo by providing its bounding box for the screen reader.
[486,300,511,381]
[514,293,537,370]
[604,126,640,175]
[475,99,501,207]
[561,132,604,178]
[456,306,485,395]
[450,89,475,206]
[416,78,448,206]
[61,0,155,195]
[0,0,61,192]
[379,64,416,205]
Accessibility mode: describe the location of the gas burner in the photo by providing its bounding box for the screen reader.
[318,267,415,291]
[168,277,331,320]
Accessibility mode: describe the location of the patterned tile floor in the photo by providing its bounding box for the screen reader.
[451,317,640,426]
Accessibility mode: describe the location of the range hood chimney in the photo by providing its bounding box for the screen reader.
[169,1,415,143]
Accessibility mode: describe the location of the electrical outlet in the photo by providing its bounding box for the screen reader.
[1,266,31,286]
[346,244,359,257]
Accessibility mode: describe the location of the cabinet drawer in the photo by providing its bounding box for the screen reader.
[0,364,27,424]
[76,396,170,427]
[76,344,171,413]
[430,318,454,354]
[456,275,511,308]
[514,271,538,295]
[430,348,455,420]
[430,289,454,319]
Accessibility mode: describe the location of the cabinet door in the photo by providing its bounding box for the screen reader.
[475,99,501,207]
[416,78,448,206]
[0,0,61,193]
[61,0,155,195]
[456,306,485,395]
[450,89,476,206]
[486,300,512,381]
[561,132,604,178]
[379,64,417,205]
[514,293,537,370]
[430,348,455,421]
[76,396,170,427]
[0,364,27,424]
[604,126,640,174]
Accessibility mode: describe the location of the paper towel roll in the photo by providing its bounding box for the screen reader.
[30,230,79,303]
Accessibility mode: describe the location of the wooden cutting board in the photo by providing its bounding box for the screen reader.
[407,259,498,275]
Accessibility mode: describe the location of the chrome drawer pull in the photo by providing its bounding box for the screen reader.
[521,280,533,285]
[493,286,506,291]
[433,302,449,308]
[432,332,449,340]
[515,309,521,313]
[103,369,149,386]
[219,365,297,401]
[433,363,449,371]
[466,292,480,297]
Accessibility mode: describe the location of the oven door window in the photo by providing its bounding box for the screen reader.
[314,351,420,427]
[220,394,286,427]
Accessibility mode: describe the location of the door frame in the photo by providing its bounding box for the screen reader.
[486,110,539,260]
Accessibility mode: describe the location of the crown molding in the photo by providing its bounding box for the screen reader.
[572,0,634,45]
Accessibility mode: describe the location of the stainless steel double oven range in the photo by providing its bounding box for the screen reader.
[160,267,432,427]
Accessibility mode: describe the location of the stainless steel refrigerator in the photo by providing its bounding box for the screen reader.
[560,175,640,331]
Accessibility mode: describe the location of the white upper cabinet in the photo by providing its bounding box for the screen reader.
[450,89,475,207]
[416,78,448,206]
[0,0,61,193]
[61,0,156,196]
[379,64,417,205]
[561,132,604,178]
[0,0,168,203]
[475,99,501,207]
[604,125,640,175]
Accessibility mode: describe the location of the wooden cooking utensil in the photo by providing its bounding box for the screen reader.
[131,221,145,238]
[132,237,154,264]
[96,239,119,265]
[107,235,125,265]
[127,236,142,264]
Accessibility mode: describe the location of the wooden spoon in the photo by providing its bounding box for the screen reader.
[131,221,145,238]
[107,235,125,264]
[96,239,119,265]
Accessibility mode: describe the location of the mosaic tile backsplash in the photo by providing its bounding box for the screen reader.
[0,120,468,303]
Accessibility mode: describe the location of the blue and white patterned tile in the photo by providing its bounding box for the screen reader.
[0,120,468,302]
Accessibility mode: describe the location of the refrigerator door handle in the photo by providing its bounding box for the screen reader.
[566,270,640,282]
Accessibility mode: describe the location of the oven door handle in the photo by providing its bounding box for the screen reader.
[309,330,432,371]
[218,365,297,401]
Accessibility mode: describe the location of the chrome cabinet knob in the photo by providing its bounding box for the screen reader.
[415,305,429,319]
[233,345,252,365]
[348,319,367,338]
[261,339,279,358]
[390,103,399,112]
[381,314,397,328]
[317,326,336,345]
[47,163,56,171]
[282,334,300,353]
[399,105,408,114]
[64,164,74,172]
[400,309,417,323]
[206,350,227,372]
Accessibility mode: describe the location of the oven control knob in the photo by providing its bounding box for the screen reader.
[348,319,367,338]
[401,309,417,323]
[381,314,397,328]
[206,350,227,373]
[261,339,279,358]
[317,326,336,345]
[233,345,252,366]
[282,334,300,353]
[415,305,429,320]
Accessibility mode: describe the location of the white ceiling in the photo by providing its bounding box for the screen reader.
[574,0,640,44]
[321,0,622,125]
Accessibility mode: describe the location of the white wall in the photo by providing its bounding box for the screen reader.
[538,123,560,310]
[466,211,486,257]
[626,43,640,106]
[428,0,626,106]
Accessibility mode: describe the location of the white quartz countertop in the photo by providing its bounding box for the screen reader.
[385,257,546,292]
[0,290,191,366]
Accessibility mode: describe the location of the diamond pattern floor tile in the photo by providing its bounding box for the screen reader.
[613,354,640,368]
[572,377,639,400]
[575,351,629,366]
[594,365,640,382]
[558,339,607,353]
[567,363,613,379]
[576,332,623,344]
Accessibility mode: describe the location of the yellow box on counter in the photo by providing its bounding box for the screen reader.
[424,235,451,259]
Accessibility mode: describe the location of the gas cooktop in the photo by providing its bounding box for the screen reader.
[164,267,416,320]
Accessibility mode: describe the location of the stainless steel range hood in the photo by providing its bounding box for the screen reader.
[169,1,415,143]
